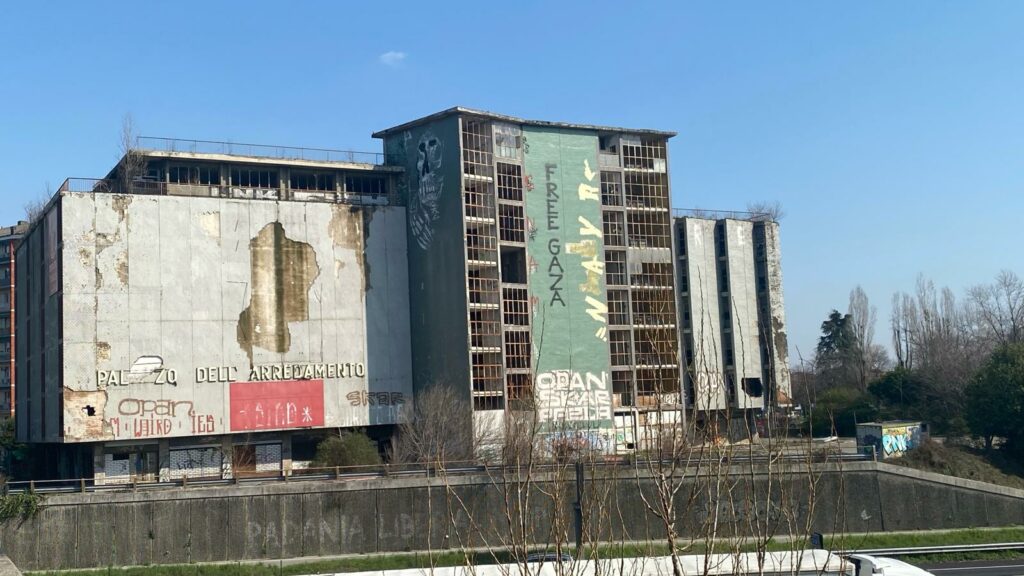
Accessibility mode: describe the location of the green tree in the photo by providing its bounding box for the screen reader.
[869,368,928,421]
[815,310,858,389]
[312,431,382,468]
[808,386,878,437]
[965,343,1024,451]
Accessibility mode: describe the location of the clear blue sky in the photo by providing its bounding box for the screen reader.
[1,1,1021,363]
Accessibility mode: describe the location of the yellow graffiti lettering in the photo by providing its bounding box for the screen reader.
[566,239,597,258]
[583,159,597,182]
[578,216,602,238]
[578,183,600,202]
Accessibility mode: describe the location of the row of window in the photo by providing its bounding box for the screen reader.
[161,165,388,194]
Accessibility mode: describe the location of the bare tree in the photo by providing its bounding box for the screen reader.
[968,270,1024,346]
[745,201,785,222]
[847,286,890,389]
[393,385,481,466]
[23,183,52,224]
[117,113,147,192]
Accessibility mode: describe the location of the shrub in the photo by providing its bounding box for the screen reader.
[312,431,382,469]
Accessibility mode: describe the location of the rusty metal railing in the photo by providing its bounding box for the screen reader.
[138,137,395,165]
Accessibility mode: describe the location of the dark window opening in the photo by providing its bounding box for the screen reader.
[231,168,278,188]
[500,248,527,284]
[290,171,335,191]
[345,175,387,195]
[742,378,764,398]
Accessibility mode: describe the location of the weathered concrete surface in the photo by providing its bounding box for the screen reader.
[2,462,1023,571]
[0,556,22,576]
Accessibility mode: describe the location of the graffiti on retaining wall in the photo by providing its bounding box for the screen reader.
[858,422,926,459]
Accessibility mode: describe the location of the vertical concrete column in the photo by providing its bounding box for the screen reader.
[282,432,293,477]
[220,436,234,480]
[158,439,170,482]
[92,444,105,486]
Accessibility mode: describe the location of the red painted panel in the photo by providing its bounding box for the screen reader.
[229,380,324,432]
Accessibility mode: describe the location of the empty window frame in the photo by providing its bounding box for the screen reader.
[466,226,498,263]
[464,179,495,220]
[630,262,674,288]
[468,268,500,306]
[624,171,669,210]
[496,163,523,201]
[609,329,632,367]
[605,250,627,286]
[345,175,386,196]
[230,168,278,188]
[504,330,531,369]
[469,308,502,349]
[627,211,671,249]
[290,171,336,191]
[612,370,634,407]
[493,123,522,159]
[631,289,677,327]
[608,290,630,326]
[502,285,529,326]
[500,248,526,283]
[636,368,680,397]
[169,165,218,185]
[507,373,532,402]
[600,171,623,206]
[633,327,679,367]
[462,119,493,178]
[603,211,626,247]
[499,204,525,243]
[621,136,667,172]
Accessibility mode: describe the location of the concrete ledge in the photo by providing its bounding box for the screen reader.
[0,556,22,576]
[876,462,1024,499]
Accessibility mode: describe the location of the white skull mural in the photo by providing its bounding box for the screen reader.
[409,130,444,250]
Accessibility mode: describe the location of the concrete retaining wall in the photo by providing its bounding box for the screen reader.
[3,462,1023,571]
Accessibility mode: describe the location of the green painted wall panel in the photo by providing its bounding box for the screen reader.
[523,128,612,432]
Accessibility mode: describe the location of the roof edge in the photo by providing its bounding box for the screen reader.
[372,106,676,139]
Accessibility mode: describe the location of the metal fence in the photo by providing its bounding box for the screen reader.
[137,137,394,165]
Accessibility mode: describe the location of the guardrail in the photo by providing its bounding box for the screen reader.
[138,137,394,165]
[854,542,1024,556]
[3,451,869,495]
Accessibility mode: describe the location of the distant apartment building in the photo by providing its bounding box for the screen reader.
[675,216,791,416]
[0,222,27,418]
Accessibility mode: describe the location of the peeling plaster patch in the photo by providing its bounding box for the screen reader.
[198,211,221,241]
[64,388,110,441]
[96,341,111,362]
[115,250,129,286]
[328,206,372,291]
[78,247,92,267]
[237,222,320,363]
[111,194,133,223]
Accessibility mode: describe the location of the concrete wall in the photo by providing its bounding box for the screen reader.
[3,462,1023,571]
[21,192,412,443]
[680,219,726,410]
[759,221,792,406]
[724,220,764,410]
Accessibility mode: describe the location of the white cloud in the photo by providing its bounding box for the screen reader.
[379,51,407,67]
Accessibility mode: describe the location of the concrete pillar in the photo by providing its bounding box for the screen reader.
[282,433,293,477]
[158,439,170,482]
[220,436,234,480]
[92,444,105,486]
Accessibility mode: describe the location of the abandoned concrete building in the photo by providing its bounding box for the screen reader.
[12,108,791,482]
[0,222,27,418]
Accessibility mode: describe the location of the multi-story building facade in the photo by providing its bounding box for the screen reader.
[15,140,412,481]
[675,215,791,418]
[375,108,683,450]
[0,222,27,418]
[13,108,793,481]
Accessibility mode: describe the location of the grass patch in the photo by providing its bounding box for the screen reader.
[27,527,1024,575]
[891,440,1024,490]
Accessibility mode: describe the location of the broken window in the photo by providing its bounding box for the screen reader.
[609,330,632,367]
[496,163,523,201]
[621,136,667,172]
[507,373,532,402]
[290,171,335,191]
[605,250,627,286]
[626,211,671,249]
[169,165,218,185]
[231,168,278,188]
[504,330,531,369]
[600,172,622,206]
[499,204,525,243]
[608,290,630,325]
[462,119,493,178]
[612,370,634,408]
[344,175,386,196]
[502,285,529,326]
[603,211,625,247]
[493,123,522,159]
[500,248,526,284]
[623,171,669,210]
